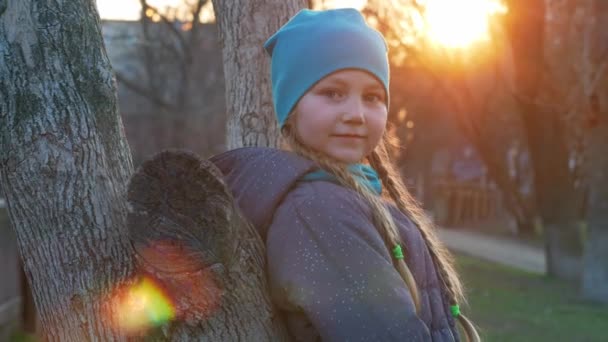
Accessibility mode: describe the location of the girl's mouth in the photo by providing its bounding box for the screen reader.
[333,134,366,139]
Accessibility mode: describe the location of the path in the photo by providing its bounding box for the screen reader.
[437,228,546,274]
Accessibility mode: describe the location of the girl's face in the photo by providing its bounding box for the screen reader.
[292,69,388,164]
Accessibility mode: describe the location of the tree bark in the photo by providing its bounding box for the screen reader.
[1,0,306,339]
[126,151,290,340]
[211,0,306,149]
[522,103,583,279]
[506,0,583,279]
[581,0,608,303]
[582,111,608,302]
[0,0,135,339]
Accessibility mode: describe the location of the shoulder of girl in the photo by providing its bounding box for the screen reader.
[278,181,372,217]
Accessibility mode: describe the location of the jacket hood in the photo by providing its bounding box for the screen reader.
[209,147,316,238]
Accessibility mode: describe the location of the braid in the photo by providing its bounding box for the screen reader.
[281,122,422,314]
[370,135,480,342]
[369,140,464,303]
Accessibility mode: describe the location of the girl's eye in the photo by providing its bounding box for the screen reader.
[321,89,343,99]
[364,93,383,103]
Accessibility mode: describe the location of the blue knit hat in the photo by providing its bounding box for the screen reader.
[264,8,390,128]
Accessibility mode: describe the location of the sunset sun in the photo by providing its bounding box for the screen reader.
[420,0,507,48]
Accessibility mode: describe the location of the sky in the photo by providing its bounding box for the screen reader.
[97,0,147,20]
[96,0,367,21]
[96,0,505,49]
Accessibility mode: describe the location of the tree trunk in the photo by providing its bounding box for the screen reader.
[506,0,583,279]
[524,104,583,280]
[445,80,538,235]
[126,151,290,340]
[581,0,608,303]
[2,0,305,339]
[0,0,135,339]
[582,111,608,302]
[20,266,38,334]
[544,222,583,280]
[211,0,306,149]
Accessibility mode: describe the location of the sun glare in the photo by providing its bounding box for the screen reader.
[322,0,367,10]
[420,0,507,48]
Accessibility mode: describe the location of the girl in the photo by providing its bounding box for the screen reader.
[212,7,479,342]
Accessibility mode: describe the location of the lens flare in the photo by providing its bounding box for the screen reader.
[111,275,176,334]
[105,239,225,336]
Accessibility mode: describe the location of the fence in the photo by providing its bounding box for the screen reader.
[431,179,502,227]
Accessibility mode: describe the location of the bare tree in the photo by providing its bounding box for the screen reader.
[0,0,304,339]
[580,0,608,303]
[109,0,226,163]
[211,0,307,149]
[505,0,585,280]
[0,0,135,338]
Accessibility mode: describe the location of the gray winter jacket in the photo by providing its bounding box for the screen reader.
[210,147,460,342]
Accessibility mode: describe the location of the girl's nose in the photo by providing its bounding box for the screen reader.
[341,97,366,124]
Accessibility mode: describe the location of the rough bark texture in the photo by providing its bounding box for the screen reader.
[506,0,583,279]
[0,0,135,339]
[127,151,290,340]
[1,0,309,339]
[211,0,306,149]
[581,0,608,303]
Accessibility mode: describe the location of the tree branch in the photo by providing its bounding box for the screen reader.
[115,71,175,110]
[140,0,188,58]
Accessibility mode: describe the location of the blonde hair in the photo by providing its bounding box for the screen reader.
[281,115,480,342]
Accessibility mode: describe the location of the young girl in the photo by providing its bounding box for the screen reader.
[212,8,479,342]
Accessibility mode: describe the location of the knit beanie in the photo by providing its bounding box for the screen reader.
[264,8,390,128]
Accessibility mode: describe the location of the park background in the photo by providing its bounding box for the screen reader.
[1,0,607,341]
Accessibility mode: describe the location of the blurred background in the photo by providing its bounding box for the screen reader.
[1,0,607,341]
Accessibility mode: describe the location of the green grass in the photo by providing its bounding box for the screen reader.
[8,331,37,342]
[457,254,608,342]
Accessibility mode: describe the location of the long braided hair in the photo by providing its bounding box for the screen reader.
[281,117,480,342]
